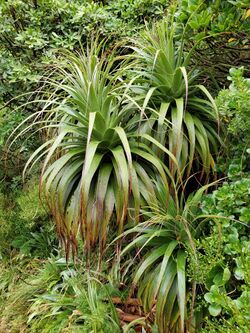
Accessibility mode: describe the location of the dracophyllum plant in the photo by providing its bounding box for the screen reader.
[124,20,221,182]
[11,43,176,259]
[120,180,216,333]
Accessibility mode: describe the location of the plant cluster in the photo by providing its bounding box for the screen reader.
[3,16,220,331]
[0,1,249,333]
[195,168,250,332]
[14,18,219,265]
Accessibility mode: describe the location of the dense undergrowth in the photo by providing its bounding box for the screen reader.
[0,1,249,332]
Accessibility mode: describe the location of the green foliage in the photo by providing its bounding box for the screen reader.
[0,179,56,258]
[0,0,168,103]
[215,67,250,184]
[106,0,167,24]
[28,270,120,332]
[187,166,250,331]
[0,257,121,333]
[217,67,250,155]
[175,1,250,89]
[177,0,250,39]
[0,106,28,179]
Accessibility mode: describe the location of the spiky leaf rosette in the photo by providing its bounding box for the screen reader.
[121,181,212,333]
[126,20,221,181]
[20,45,171,258]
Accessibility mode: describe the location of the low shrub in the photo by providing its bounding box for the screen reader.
[0,257,120,333]
[187,158,250,331]
[0,178,56,258]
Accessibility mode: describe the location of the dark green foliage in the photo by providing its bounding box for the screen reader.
[177,0,249,38]
[215,67,250,181]
[0,107,29,180]
[187,159,250,331]
[190,67,250,332]
[0,179,57,258]
[176,1,250,89]
[217,67,250,157]
[0,0,169,105]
